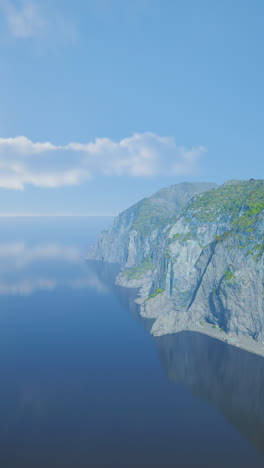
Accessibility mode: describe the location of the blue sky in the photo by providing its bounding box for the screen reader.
[0,0,263,215]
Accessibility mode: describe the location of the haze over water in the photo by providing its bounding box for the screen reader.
[0,216,263,468]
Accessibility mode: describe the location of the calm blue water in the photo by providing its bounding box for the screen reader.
[0,217,263,468]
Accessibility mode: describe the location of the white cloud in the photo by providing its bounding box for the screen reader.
[0,136,56,153]
[0,0,78,43]
[0,133,206,189]
[1,0,45,38]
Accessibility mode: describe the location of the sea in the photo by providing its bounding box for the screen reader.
[0,216,263,468]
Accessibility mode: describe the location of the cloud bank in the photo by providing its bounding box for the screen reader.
[0,133,206,190]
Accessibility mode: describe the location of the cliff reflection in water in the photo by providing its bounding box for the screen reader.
[87,260,264,457]
[155,332,264,456]
[86,260,146,325]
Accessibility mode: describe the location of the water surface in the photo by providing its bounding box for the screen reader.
[0,217,263,468]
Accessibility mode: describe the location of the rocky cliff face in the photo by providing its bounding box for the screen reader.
[88,182,217,267]
[87,179,264,354]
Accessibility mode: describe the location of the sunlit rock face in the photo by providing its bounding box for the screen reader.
[87,182,218,267]
[88,180,264,350]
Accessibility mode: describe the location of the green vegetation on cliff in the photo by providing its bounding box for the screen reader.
[223,269,236,284]
[188,179,264,226]
[120,182,218,235]
[146,288,164,300]
[120,256,154,280]
[131,199,173,235]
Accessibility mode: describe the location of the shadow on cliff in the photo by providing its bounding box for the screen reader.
[155,332,264,456]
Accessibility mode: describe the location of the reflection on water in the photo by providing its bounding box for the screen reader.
[86,260,142,321]
[0,220,264,466]
[0,242,111,296]
[89,260,264,457]
[155,333,264,456]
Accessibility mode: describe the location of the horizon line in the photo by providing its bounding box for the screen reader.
[0,213,116,218]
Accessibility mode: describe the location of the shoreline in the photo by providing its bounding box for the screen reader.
[116,275,264,359]
[86,260,264,359]
[152,322,264,358]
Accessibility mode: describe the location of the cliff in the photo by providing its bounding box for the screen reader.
[87,179,264,354]
[88,182,217,267]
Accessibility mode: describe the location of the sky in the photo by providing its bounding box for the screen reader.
[0,0,263,215]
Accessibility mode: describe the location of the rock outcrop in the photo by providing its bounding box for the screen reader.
[87,179,264,354]
[88,182,217,267]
